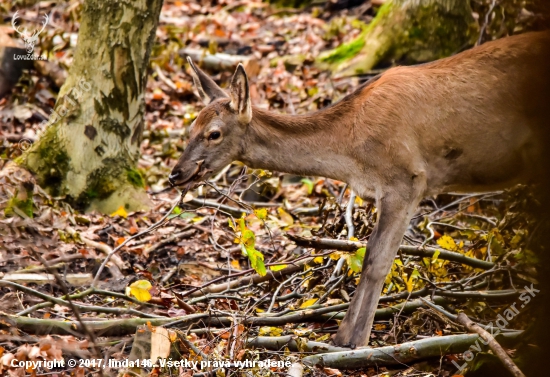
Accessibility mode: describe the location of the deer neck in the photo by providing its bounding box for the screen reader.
[239,105,359,182]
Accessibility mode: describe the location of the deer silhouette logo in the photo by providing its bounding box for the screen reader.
[11,11,49,54]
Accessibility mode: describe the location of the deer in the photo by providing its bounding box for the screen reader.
[170,30,550,348]
[12,11,49,54]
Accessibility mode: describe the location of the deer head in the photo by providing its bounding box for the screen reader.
[12,11,49,54]
[169,57,252,187]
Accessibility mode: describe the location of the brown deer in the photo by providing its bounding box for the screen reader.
[170,31,550,348]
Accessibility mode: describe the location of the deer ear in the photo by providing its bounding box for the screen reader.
[186,57,227,104]
[229,64,252,124]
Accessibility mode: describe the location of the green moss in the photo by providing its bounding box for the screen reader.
[18,125,71,197]
[325,0,478,76]
[4,191,33,218]
[127,168,145,188]
[319,32,366,65]
[72,158,145,210]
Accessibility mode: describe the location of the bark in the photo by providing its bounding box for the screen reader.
[17,0,163,213]
[318,0,479,76]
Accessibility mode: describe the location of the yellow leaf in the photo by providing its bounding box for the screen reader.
[168,330,178,342]
[277,208,294,226]
[437,235,458,251]
[230,260,241,270]
[349,237,359,242]
[269,264,287,271]
[254,208,268,220]
[110,206,128,219]
[259,327,284,336]
[355,196,363,206]
[405,276,415,292]
[300,298,318,308]
[329,251,345,260]
[314,256,324,264]
[128,280,153,302]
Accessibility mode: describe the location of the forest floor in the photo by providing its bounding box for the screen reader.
[0,1,542,376]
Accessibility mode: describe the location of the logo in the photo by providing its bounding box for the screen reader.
[11,11,48,60]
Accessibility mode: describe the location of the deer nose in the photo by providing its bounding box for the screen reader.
[168,172,180,185]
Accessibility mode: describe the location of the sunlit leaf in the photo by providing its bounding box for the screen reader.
[259,326,284,336]
[277,208,294,226]
[254,208,268,220]
[300,298,318,308]
[437,235,458,251]
[405,268,419,292]
[301,178,314,195]
[110,206,128,219]
[128,280,153,302]
[269,264,287,271]
[349,247,366,273]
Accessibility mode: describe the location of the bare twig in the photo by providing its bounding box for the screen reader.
[457,312,525,377]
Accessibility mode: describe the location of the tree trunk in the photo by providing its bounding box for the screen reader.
[17,0,163,213]
[318,0,479,76]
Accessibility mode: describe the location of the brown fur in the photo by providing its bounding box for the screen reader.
[171,31,550,348]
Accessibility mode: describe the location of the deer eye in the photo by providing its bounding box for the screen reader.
[208,131,221,141]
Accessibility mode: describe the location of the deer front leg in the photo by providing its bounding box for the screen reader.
[333,186,423,348]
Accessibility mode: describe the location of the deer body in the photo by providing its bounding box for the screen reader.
[171,31,550,347]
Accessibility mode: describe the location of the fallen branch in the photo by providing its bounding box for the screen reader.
[288,235,495,270]
[181,48,256,72]
[3,272,92,286]
[0,281,161,319]
[15,286,162,316]
[0,296,447,336]
[456,312,526,377]
[302,332,523,369]
[0,312,211,337]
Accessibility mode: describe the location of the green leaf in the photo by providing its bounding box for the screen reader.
[241,230,266,276]
[301,178,314,195]
[349,247,366,273]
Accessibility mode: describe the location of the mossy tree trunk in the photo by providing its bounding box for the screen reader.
[18,0,163,213]
[318,0,479,76]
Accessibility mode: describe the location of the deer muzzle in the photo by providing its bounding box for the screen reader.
[169,159,205,187]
